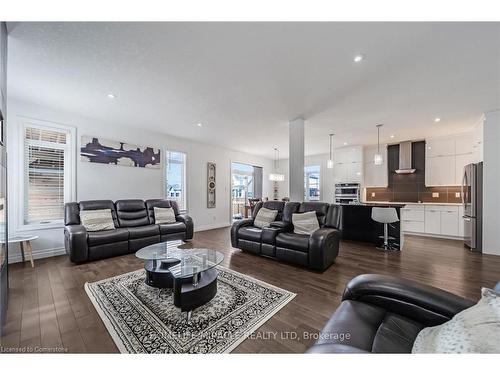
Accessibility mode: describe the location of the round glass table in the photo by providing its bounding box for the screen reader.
[135,241,224,320]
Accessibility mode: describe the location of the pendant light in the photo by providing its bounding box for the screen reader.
[327,133,334,169]
[374,124,384,165]
[269,147,285,181]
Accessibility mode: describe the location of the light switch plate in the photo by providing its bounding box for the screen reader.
[432,192,439,198]
[371,192,376,197]
[455,192,461,198]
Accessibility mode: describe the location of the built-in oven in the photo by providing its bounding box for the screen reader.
[334,183,360,204]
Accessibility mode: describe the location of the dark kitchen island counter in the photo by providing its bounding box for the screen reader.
[338,203,404,250]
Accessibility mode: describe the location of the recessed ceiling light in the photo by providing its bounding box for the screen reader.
[390,134,395,139]
[434,117,441,123]
[197,123,203,127]
[353,54,364,63]
[107,93,116,99]
[343,142,348,146]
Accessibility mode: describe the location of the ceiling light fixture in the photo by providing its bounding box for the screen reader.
[374,124,384,166]
[353,54,364,63]
[269,148,285,182]
[197,123,203,127]
[343,142,348,146]
[327,133,335,169]
[107,93,116,99]
[390,134,395,139]
[434,117,441,123]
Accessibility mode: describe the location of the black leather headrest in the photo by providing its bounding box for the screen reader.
[298,202,330,226]
[115,199,149,227]
[145,199,180,222]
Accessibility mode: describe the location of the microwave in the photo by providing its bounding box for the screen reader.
[334,183,360,204]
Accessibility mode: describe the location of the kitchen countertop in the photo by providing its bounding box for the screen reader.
[363,201,462,206]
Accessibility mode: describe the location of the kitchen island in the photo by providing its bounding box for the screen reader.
[339,203,405,250]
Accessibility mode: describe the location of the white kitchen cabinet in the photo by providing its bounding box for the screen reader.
[426,155,455,186]
[454,134,474,155]
[472,118,484,163]
[441,209,459,236]
[363,145,388,187]
[333,146,363,183]
[424,209,441,234]
[426,138,455,157]
[402,204,463,238]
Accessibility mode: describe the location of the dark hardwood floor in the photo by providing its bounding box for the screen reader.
[2,228,500,353]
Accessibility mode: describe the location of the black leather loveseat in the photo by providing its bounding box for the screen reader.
[306,274,476,353]
[64,199,193,263]
[231,201,341,271]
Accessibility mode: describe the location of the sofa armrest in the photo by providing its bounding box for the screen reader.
[64,225,88,263]
[176,214,194,240]
[230,218,254,247]
[342,274,475,326]
[269,221,293,231]
[308,228,341,271]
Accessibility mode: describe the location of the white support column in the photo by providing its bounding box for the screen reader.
[483,109,500,256]
[289,118,305,202]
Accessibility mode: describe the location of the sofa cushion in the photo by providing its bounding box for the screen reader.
[158,222,186,235]
[412,287,500,353]
[80,209,115,232]
[128,224,160,239]
[87,228,129,246]
[276,232,310,252]
[154,207,176,224]
[79,200,119,227]
[292,211,320,235]
[238,226,263,242]
[116,199,150,227]
[254,207,278,228]
[145,199,180,222]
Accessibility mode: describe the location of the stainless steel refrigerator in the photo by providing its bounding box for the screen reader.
[462,162,483,252]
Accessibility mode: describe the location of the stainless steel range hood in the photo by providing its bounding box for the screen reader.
[395,141,416,174]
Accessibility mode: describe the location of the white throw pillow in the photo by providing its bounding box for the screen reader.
[254,207,278,228]
[154,207,177,224]
[80,209,115,232]
[412,288,500,353]
[292,211,320,235]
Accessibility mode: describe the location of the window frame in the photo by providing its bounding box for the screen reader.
[17,117,76,231]
[164,148,188,213]
[304,164,321,201]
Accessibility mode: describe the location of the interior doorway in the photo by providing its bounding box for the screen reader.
[231,162,263,221]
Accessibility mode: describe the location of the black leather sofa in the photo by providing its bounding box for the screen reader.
[64,199,193,263]
[231,201,341,271]
[306,274,476,353]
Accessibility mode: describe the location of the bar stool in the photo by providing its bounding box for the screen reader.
[371,207,399,251]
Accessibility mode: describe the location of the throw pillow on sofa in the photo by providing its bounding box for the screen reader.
[292,211,320,235]
[412,287,500,353]
[254,207,278,228]
[80,209,115,232]
[154,207,176,224]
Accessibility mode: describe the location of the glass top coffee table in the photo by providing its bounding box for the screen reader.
[135,241,224,320]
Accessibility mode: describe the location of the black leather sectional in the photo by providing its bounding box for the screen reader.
[307,274,475,353]
[231,201,342,271]
[64,199,193,263]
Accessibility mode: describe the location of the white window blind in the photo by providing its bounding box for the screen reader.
[24,125,71,225]
[166,150,187,211]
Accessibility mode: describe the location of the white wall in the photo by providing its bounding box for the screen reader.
[482,109,500,256]
[7,99,275,262]
[278,153,335,203]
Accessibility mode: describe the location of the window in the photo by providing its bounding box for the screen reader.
[304,165,321,201]
[166,150,187,211]
[22,121,75,226]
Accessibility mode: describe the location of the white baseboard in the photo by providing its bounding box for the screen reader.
[194,222,231,232]
[404,232,465,241]
[8,246,66,264]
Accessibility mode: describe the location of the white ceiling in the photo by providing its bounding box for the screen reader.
[6,22,500,158]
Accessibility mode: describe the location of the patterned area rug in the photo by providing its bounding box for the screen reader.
[85,266,295,353]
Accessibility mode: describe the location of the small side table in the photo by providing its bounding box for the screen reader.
[2,235,39,267]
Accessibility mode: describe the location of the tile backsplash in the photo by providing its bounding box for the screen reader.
[365,141,462,204]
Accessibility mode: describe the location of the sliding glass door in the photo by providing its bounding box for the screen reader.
[231,162,262,220]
